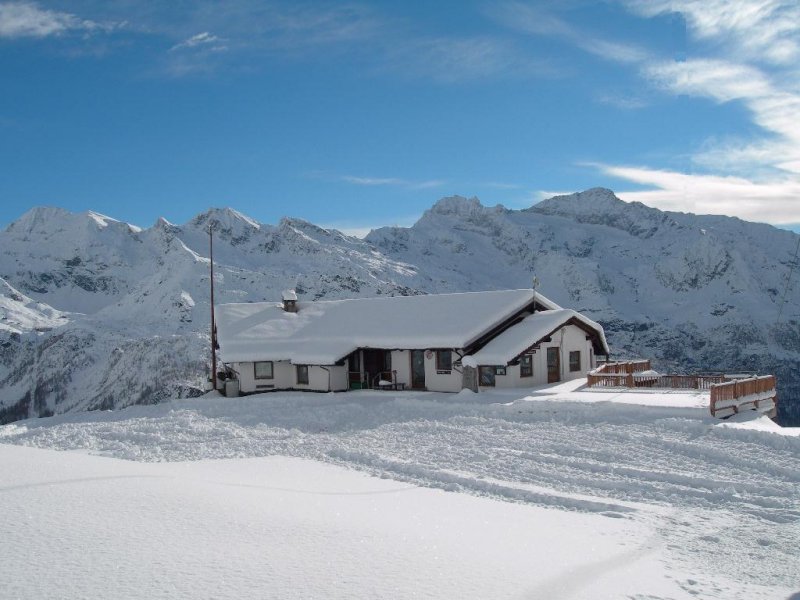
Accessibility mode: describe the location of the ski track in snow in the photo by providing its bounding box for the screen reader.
[2,390,799,597]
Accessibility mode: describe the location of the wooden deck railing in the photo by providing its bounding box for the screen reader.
[588,363,778,419]
[710,376,777,418]
[587,361,727,390]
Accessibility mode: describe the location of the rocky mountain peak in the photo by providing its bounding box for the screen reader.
[428,195,485,217]
[5,206,75,235]
[189,207,261,231]
[532,187,624,214]
[530,188,679,239]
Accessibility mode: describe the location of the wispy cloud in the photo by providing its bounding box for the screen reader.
[593,162,800,224]
[594,92,648,109]
[500,0,800,223]
[0,1,117,38]
[490,2,649,64]
[623,0,800,65]
[169,32,227,52]
[385,35,554,83]
[340,175,446,190]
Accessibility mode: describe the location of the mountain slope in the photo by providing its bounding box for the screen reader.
[1,189,798,424]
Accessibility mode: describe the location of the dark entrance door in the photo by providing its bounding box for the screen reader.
[547,348,561,383]
[411,350,426,389]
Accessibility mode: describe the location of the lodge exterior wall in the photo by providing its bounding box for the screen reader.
[232,361,348,393]
[225,324,598,395]
[477,324,596,390]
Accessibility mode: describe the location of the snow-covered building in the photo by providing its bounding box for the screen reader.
[214,289,609,394]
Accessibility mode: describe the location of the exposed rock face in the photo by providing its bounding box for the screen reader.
[1,190,798,425]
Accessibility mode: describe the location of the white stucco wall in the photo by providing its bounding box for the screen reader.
[230,323,597,395]
[233,360,292,393]
[424,350,463,393]
[328,365,349,391]
[232,361,346,393]
[477,324,594,391]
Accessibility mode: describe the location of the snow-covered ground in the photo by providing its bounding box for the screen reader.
[1,384,798,599]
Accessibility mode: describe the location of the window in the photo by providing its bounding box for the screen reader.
[383,351,392,371]
[569,351,581,372]
[296,364,309,385]
[254,361,273,379]
[495,366,506,376]
[520,354,533,378]
[479,366,496,387]
[436,350,452,372]
[349,351,360,372]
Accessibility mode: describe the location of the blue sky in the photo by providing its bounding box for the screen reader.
[1,1,799,234]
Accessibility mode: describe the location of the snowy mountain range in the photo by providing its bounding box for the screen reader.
[1,188,798,424]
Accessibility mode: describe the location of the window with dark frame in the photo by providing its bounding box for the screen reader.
[520,354,533,377]
[569,351,581,372]
[349,351,360,372]
[436,350,452,371]
[254,361,274,379]
[296,364,309,385]
[495,366,506,376]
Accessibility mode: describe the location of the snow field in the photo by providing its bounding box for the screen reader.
[4,445,678,600]
[1,387,799,598]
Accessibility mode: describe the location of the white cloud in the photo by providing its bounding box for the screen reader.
[644,59,771,103]
[340,175,446,190]
[624,0,800,65]
[642,58,800,178]
[0,1,123,40]
[490,2,649,65]
[582,2,800,224]
[594,162,800,224]
[385,35,552,83]
[0,1,102,38]
[169,32,227,52]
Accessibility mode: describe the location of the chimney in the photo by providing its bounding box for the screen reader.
[282,289,298,312]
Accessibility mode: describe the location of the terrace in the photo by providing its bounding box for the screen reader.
[586,360,778,418]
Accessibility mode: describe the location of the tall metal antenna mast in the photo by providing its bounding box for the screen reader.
[209,225,217,391]
[776,234,800,327]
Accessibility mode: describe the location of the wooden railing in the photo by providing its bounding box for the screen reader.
[710,376,777,418]
[587,361,726,390]
[587,362,778,419]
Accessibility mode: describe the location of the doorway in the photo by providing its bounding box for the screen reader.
[363,350,391,388]
[411,350,426,389]
[547,347,561,383]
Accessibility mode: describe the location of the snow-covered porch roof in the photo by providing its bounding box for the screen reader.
[464,308,609,366]
[215,289,559,364]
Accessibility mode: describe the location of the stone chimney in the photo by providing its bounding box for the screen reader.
[282,289,298,312]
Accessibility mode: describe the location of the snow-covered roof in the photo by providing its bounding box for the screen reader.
[465,308,609,365]
[281,289,298,301]
[215,289,560,364]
